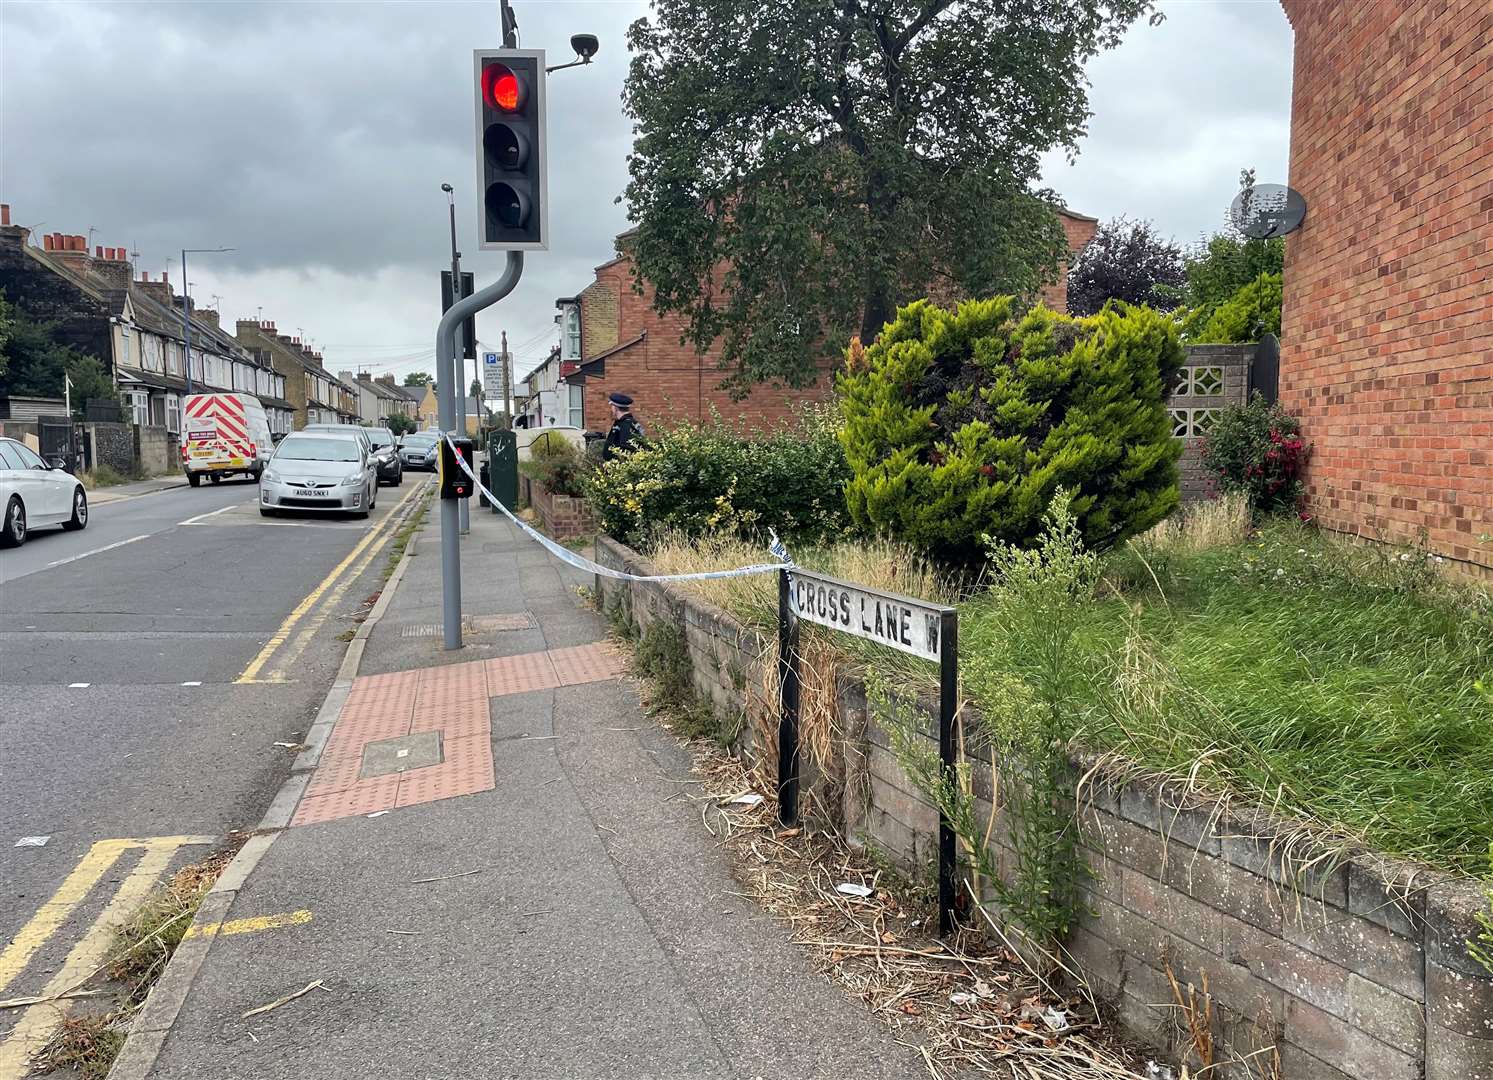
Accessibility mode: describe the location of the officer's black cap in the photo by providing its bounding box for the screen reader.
[608,392,634,407]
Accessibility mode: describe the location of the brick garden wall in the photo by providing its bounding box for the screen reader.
[1277,0,1493,575]
[594,534,1493,1077]
[528,479,596,541]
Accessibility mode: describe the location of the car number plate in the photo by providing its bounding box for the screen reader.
[293,488,327,498]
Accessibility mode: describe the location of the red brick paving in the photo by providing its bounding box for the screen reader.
[291,643,621,827]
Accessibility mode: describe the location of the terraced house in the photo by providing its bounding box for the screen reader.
[0,206,294,438]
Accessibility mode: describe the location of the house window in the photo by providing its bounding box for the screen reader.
[165,394,181,434]
[563,305,581,360]
[125,391,148,426]
[568,383,584,428]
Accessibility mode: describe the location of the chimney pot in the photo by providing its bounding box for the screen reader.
[0,204,10,226]
[142,271,150,281]
[96,245,104,258]
[43,234,54,251]
[72,235,85,252]
[161,271,168,284]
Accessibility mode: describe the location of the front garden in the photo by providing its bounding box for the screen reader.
[575,293,1492,885]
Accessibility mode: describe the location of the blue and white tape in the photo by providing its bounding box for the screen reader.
[442,435,789,583]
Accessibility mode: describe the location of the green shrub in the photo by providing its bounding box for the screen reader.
[1190,271,1282,343]
[585,408,850,549]
[1199,392,1308,512]
[838,297,1183,565]
[519,431,590,497]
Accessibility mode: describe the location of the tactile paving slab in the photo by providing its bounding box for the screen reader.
[294,642,626,826]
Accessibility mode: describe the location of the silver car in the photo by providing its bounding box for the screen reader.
[259,432,378,518]
[398,433,439,471]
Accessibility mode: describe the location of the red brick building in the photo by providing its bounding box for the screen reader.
[1279,0,1491,574]
[559,208,1098,433]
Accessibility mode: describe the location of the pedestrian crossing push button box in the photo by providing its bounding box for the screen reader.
[439,437,476,500]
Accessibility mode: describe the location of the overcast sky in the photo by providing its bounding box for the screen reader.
[1,1,1293,387]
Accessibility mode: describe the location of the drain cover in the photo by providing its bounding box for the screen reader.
[399,613,534,637]
[360,731,443,778]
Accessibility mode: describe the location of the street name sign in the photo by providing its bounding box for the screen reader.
[786,569,949,662]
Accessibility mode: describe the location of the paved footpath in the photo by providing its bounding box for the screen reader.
[134,502,925,1080]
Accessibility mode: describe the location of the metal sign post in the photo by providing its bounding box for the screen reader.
[779,567,959,935]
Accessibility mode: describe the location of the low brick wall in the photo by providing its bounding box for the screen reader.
[530,479,596,539]
[594,534,1493,1078]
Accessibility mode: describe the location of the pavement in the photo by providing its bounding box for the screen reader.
[134,500,926,1080]
[87,474,190,506]
[0,472,431,1076]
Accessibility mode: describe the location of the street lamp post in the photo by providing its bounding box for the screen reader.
[180,247,234,394]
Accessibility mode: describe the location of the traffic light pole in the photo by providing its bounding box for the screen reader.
[437,251,524,650]
[448,198,470,536]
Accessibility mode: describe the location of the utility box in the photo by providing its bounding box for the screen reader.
[486,429,518,511]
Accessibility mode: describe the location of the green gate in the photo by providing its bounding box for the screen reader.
[485,429,518,511]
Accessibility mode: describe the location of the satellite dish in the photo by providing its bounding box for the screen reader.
[1230,183,1307,239]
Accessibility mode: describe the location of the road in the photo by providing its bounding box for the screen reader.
[0,473,431,1069]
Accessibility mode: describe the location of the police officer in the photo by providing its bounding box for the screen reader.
[602,392,645,461]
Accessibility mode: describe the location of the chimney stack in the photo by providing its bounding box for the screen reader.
[43,234,55,251]
[0,204,9,226]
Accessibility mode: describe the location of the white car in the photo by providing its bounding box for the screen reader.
[0,437,88,547]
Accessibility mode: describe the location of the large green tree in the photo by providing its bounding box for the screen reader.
[622,0,1159,393]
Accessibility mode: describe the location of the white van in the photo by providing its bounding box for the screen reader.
[181,393,273,486]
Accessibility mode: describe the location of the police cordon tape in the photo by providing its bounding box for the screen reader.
[441,434,790,583]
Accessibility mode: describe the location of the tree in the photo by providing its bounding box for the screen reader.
[1192,272,1282,343]
[388,412,416,436]
[623,0,1159,393]
[838,296,1183,565]
[1176,168,1286,337]
[469,377,483,400]
[1065,217,1185,316]
[403,371,432,387]
[0,292,117,418]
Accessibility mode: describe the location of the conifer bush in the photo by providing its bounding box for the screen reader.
[838,298,1183,564]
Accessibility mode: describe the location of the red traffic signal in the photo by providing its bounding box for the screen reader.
[474,49,547,251]
[482,63,525,112]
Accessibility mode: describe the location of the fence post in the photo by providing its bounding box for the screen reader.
[777,567,800,827]
[938,609,958,935]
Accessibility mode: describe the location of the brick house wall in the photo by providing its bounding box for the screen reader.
[236,320,309,430]
[1278,0,1492,574]
[1039,210,1100,314]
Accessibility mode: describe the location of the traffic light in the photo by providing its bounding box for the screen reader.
[474,49,547,250]
[439,436,476,500]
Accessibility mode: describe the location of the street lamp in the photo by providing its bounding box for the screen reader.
[180,246,234,394]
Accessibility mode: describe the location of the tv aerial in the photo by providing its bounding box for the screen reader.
[1230,182,1307,239]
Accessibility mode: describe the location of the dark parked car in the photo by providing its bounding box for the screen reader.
[398,432,439,472]
[364,427,403,486]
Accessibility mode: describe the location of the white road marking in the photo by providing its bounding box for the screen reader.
[13,837,49,848]
[67,683,90,688]
[181,681,202,687]
[44,534,149,569]
[178,503,245,526]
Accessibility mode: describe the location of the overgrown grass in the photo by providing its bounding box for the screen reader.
[646,496,1493,875]
[964,508,1493,875]
[108,850,230,1003]
[32,1013,126,1080]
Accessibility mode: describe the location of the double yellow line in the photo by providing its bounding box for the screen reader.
[235,480,428,684]
[0,836,213,1079]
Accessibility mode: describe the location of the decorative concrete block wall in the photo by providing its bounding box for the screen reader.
[1169,344,1254,501]
[594,534,1493,1078]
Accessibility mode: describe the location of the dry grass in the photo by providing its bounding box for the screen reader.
[674,739,1150,1079]
[31,1013,127,1080]
[1131,493,1250,558]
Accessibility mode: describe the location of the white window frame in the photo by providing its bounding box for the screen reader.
[125,390,149,426]
[567,383,584,428]
[165,393,181,434]
[563,305,581,360]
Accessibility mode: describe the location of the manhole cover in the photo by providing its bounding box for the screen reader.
[400,613,533,637]
[360,731,443,778]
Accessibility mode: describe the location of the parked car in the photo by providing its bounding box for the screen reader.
[0,437,88,547]
[363,427,403,486]
[258,432,378,519]
[181,393,274,486]
[302,424,373,456]
[398,432,439,471]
